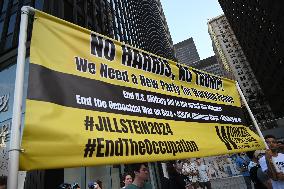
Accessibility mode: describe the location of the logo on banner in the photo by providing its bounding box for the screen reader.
[215,126,259,150]
[0,94,9,113]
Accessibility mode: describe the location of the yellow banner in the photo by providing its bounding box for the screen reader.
[20,10,265,170]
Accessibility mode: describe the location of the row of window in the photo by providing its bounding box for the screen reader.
[0,0,44,54]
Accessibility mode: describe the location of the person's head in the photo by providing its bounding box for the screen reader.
[122,173,133,187]
[131,163,149,182]
[173,160,183,172]
[195,158,202,165]
[96,180,102,189]
[72,182,80,189]
[58,183,71,189]
[239,152,246,156]
[88,181,102,189]
[0,176,7,189]
[265,135,278,150]
[184,158,192,164]
[166,161,177,177]
[254,150,265,160]
[88,182,98,189]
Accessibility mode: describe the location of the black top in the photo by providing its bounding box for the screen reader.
[249,165,268,189]
[161,173,190,189]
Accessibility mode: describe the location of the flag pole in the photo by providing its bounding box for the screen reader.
[235,81,280,172]
[7,6,35,189]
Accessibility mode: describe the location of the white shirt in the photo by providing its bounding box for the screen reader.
[259,153,284,189]
[197,164,210,182]
[182,162,198,183]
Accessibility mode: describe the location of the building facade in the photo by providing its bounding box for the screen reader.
[174,37,200,66]
[218,0,284,120]
[208,15,276,130]
[0,0,174,188]
[0,0,175,63]
[194,56,225,78]
[126,0,175,60]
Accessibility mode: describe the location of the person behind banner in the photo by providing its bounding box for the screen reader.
[277,140,284,153]
[236,152,252,189]
[247,150,271,189]
[161,160,192,189]
[58,183,72,189]
[97,180,103,189]
[72,182,80,189]
[0,176,7,189]
[88,181,102,189]
[121,173,133,189]
[195,158,211,189]
[182,159,199,189]
[125,163,152,189]
[259,135,284,189]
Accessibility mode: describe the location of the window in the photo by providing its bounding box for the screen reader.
[235,64,241,69]
[245,88,252,94]
[223,38,229,43]
[87,0,93,17]
[225,43,231,48]
[24,0,31,5]
[240,76,246,81]
[76,0,84,11]
[13,0,19,5]
[227,49,233,53]
[0,21,3,38]
[64,1,73,22]
[4,13,17,50]
[1,0,9,13]
[35,0,44,9]
[232,59,238,64]
[230,53,236,58]
[7,14,16,35]
[4,34,13,49]
[77,14,85,27]
[237,70,244,75]
[243,82,249,87]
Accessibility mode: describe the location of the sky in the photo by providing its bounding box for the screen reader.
[160,0,224,60]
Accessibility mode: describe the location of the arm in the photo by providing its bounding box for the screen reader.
[276,172,284,181]
[263,179,272,189]
[236,158,246,173]
[257,167,272,189]
[264,150,279,180]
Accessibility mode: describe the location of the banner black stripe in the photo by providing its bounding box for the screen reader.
[27,64,246,125]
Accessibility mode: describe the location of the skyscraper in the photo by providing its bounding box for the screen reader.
[208,14,276,130]
[218,0,284,121]
[174,38,225,79]
[125,0,175,60]
[174,37,200,66]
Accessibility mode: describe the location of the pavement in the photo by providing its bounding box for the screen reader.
[210,175,254,189]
